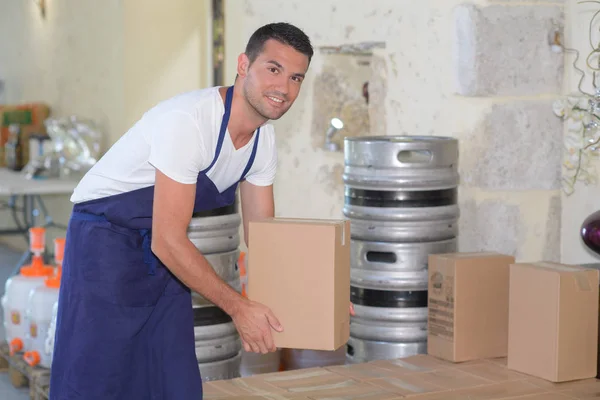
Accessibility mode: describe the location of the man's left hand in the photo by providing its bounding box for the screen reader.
[349,303,355,317]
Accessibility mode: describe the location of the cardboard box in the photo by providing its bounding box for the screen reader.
[0,103,50,168]
[248,218,351,350]
[507,262,599,382]
[580,262,600,380]
[427,252,515,362]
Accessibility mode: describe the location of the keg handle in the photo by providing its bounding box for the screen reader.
[396,149,433,164]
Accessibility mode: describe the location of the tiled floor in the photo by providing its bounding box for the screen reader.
[0,244,32,400]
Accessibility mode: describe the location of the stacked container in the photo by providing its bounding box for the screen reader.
[24,237,65,368]
[237,251,282,377]
[187,201,243,381]
[343,136,460,363]
[2,227,54,355]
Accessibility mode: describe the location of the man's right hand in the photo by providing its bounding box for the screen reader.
[230,298,283,354]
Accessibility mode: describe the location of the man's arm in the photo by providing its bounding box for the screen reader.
[239,180,274,247]
[151,170,281,353]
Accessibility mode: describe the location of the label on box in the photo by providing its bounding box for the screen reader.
[428,271,454,340]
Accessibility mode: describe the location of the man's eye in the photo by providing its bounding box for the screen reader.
[269,67,279,74]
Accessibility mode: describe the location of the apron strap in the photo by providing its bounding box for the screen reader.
[240,128,261,181]
[201,86,234,174]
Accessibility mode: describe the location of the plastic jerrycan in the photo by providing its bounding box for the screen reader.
[24,237,65,368]
[1,228,54,356]
[45,300,59,368]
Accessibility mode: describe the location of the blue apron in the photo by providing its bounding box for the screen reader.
[49,86,260,399]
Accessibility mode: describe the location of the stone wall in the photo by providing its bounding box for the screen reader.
[226,0,565,261]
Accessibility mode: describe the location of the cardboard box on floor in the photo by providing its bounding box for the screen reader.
[507,261,599,382]
[247,218,351,351]
[427,252,515,362]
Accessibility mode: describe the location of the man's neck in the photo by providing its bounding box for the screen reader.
[220,82,267,145]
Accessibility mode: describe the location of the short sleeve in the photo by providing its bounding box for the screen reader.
[245,127,278,186]
[148,110,206,184]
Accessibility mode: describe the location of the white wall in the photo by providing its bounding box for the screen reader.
[0,0,211,251]
[225,0,565,262]
[0,0,124,251]
[0,0,579,264]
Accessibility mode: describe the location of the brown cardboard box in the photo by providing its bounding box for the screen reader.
[240,367,369,398]
[454,360,528,383]
[427,252,515,362]
[367,355,454,376]
[303,382,399,399]
[449,380,552,399]
[580,262,600,380]
[0,103,50,168]
[507,262,599,382]
[248,218,351,350]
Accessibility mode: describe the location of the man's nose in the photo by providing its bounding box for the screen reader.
[274,75,289,96]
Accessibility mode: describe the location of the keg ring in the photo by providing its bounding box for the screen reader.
[351,287,428,308]
[345,188,457,208]
[193,306,232,326]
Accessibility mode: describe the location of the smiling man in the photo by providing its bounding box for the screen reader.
[49,23,315,400]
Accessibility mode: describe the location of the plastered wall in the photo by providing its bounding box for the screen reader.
[226,0,566,262]
[0,0,210,251]
[1,0,587,265]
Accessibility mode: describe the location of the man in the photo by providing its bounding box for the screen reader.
[49,22,334,399]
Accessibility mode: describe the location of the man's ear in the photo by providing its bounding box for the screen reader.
[237,53,250,77]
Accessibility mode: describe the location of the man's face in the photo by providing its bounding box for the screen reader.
[239,39,310,121]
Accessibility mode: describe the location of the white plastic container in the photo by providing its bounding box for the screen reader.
[1,255,54,355]
[44,300,59,368]
[23,269,60,368]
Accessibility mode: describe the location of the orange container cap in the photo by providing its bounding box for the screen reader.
[45,265,62,288]
[29,227,46,251]
[21,255,54,277]
[54,237,66,263]
[24,351,40,367]
[9,338,23,356]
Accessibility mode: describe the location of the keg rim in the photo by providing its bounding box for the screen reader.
[344,135,457,143]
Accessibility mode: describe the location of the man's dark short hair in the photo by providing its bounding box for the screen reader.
[245,22,313,65]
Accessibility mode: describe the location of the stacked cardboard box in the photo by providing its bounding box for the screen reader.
[243,217,600,398]
[203,353,600,399]
[427,252,600,384]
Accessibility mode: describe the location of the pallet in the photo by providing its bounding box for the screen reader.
[0,342,50,400]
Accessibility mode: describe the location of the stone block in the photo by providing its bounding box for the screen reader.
[459,198,522,258]
[453,3,564,96]
[461,101,562,190]
[543,194,561,262]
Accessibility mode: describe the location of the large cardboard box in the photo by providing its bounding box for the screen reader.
[427,252,515,362]
[507,262,599,382]
[248,218,351,350]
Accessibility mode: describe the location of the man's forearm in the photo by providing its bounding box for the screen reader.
[152,235,245,316]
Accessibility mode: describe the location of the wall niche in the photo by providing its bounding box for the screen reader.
[311,41,386,152]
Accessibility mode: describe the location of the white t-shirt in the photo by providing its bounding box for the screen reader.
[70,86,277,204]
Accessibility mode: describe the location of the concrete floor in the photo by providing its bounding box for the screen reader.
[0,243,33,400]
